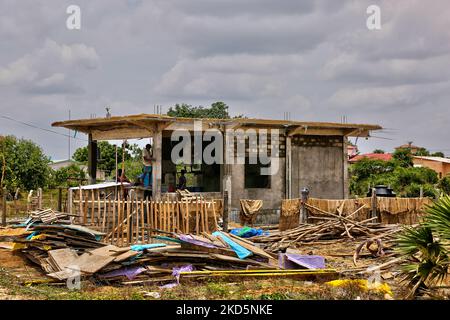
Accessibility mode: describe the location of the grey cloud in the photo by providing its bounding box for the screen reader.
[1,0,450,159]
[0,40,99,94]
[154,0,315,17]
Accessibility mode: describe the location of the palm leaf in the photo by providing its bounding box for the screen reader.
[424,195,450,242]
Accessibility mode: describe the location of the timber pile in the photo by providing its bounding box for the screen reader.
[252,203,404,252]
[6,225,338,284]
[176,189,196,200]
[6,225,336,285]
[29,209,71,225]
[10,224,106,274]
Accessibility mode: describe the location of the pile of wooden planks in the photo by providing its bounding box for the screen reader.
[7,223,337,285]
[29,209,72,224]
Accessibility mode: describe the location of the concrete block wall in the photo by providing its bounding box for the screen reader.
[291,135,347,199]
[229,161,286,210]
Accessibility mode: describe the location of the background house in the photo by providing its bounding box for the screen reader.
[413,156,450,179]
[49,159,106,181]
[395,142,424,154]
[348,153,393,164]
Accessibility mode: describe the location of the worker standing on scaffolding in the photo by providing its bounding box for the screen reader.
[142,144,154,191]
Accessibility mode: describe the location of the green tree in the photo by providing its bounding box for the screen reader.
[394,166,438,187]
[438,176,450,194]
[73,141,137,176]
[431,152,445,158]
[404,183,436,198]
[116,159,144,183]
[393,148,414,167]
[349,158,396,195]
[349,157,439,197]
[415,148,430,156]
[373,149,385,154]
[167,101,243,119]
[0,135,51,191]
[52,164,86,188]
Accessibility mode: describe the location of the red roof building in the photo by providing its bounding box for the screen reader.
[348,153,393,163]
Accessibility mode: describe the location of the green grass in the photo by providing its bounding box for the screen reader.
[0,266,394,300]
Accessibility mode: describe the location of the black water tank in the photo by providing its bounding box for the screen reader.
[367,185,396,197]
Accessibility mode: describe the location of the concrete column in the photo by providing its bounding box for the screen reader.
[342,136,349,199]
[222,125,232,211]
[152,128,163,199]
[286,135,292,199]
[88,133,98,184]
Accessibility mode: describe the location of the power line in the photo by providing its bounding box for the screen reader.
[0,115,87,142]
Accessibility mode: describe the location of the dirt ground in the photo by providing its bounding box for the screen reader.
[0,238,405,300]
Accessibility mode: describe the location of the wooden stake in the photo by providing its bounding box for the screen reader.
[97,190,101,226]
[84,191,89,225]
[90,190,95,225]
[175,200,179,233]
[186,200,190,233]
[212,200,219,231]
[166,200,170,232]
[79,187,85,224]
[146,199,151,240]
[140,200,145,243]
[120,199,124,246]
[172,201,176,233]
[133,198,138,244]
[101,197,107,232]
[195,197,200,235]
[158,201,162,233]
[112,198,116,244]
[203,198,209,233]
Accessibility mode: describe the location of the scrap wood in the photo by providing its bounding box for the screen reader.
[113,250,140,262]
[74,253,116,274]
[179,268,337,275]
[226,232,276,262]
[48,248,79,271]
[357,257,404,274]
[28,209,79,225]
[6,213,318,287]
[180,241,236,257]
[179,268,338,280]
[252,205,404,252]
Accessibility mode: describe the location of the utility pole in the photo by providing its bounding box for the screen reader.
[68,109,71,160]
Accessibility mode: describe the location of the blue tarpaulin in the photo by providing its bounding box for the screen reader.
[230,227,268,238]
[212,231,252,259]
[131,243,167,251]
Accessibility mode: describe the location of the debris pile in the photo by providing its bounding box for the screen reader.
[29,209,72,225]
[4,222,336,285]
[252,207,404,252]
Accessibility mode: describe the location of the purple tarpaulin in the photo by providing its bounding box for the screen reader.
[160,264,194,289]
[99,266,146,280]
[178,235,217,248]
[279,253,325,269]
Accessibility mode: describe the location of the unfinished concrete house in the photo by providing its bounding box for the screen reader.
[52,114,381,215]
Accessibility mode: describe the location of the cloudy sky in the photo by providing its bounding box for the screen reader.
[1,0,449,159]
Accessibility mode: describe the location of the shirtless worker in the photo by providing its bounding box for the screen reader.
[142,144,154,188]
